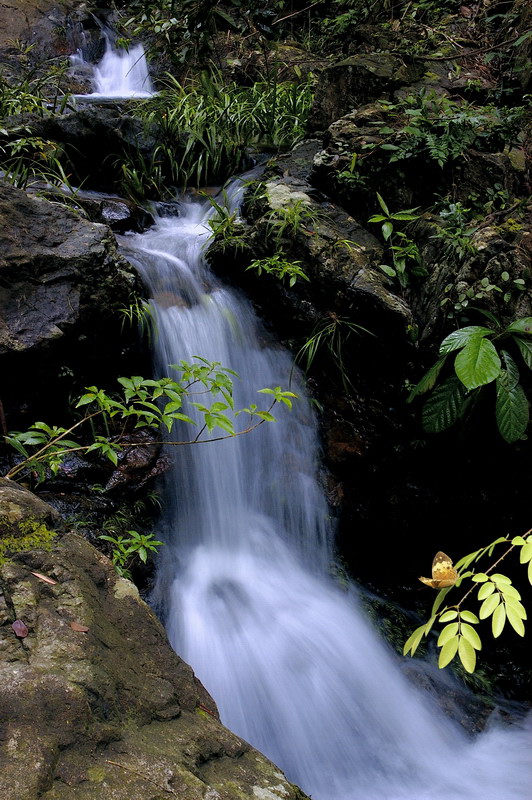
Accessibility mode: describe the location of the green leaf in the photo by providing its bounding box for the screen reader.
[376,192,390,216]
[519,541,532,563]
[504,595,527,619]
[379,264,397,278]
[479,593,500,619]
[477,582,495,601]
[382,221,393,241]
[439,610,458,622]
[490,573,512,585]
[458,636,477,673]
[512,535,527,546]
[492,603,506,637]
[514,336,532,369]
[500,350,520,389]
[422,376,469,433]
[459,610,479,624]
[455,337,501,390]
[380,143,400,151]
[438,622,459,646]
[506,605,525,636]
[495,377,529,442]
[438,636,459,668]
[505,317,532,335]
[529,558,532,585]
[407,357,447,402]
[403,624,426,656]
[439,327,493,355]
[460,623,482,650]
[472,573,489,582]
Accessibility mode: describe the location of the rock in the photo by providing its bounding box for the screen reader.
[310,54,424,131]
[0,481,309,800]
[0,182,140,355]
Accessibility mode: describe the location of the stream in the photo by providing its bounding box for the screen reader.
[83,41,532,800]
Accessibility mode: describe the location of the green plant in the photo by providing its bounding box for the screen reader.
[98,529,164,580]
[368,193,422,288]
[408,315,532,442]
[246,254,309,287]
[294,313,373,392]
[4,357,296,484]
[404,527,532,674]
[206,193,248,252]
[430,202,478,262]
[264,199,322,246]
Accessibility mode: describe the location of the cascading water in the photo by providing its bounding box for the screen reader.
[71,32,154,99]
[120,178,532,800]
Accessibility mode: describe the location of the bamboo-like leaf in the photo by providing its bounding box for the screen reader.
[495,376,529,443]
[455,337,501,390]
[403,624,426,656]
[422,376,469,433]
[479,593,500,619]
[438,636,459,668]
[439,326,493,355]
[460,623,482,650]
[458,636,477,673]
[492,603,506,637]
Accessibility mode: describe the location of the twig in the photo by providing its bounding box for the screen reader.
[421,28,532,62]
[105,760,178,795]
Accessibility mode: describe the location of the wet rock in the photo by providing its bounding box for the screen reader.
[0,483,309,800]
[0,182,140,355]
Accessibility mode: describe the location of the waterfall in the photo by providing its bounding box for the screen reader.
[71,33,154,99]
[120,178,532,800]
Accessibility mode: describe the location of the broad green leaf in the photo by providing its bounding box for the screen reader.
[490,573,512,585]
[503,595,527,619]
[382,221,393,241]
[500,350,520,389]
[458,636,477,673]
[492,603,506,637]
[460,623,482,650]
[498,583,521,600]
[506,605,525,636]
[438,623,459,646]
[495,377,529,443]
[477,582,495,601]
[472,573,489,582]
[459,610,479,624]
[514,336,532,369]
[505,317,532,335]
[439,610,458,622]
[438,636,459,668]
[455,337,501,390]
[422,376,469,433]
[479,593,500,619]
[403,624,426,656]
[528,558,532,585]
[512,535,527,546]
[439,326,493,355]
[407,357,447,402]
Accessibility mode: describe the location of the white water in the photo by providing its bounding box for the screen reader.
[121,180,532,800]
[71,34,154,99]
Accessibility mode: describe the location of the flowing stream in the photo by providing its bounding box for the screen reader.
[120,181,532,800]
[71,33,154,99]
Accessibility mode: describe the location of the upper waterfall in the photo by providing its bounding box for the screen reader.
[71,34,154,99]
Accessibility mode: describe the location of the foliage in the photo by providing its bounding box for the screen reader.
[246,254,309,287]
[368,193,423,288]
[120,70,313,197]
[3,358,297,485]
[408,316,532,442]
[404,529,532,674]
[98,529,163,580]
[367,92,525,168]
[264,198,322,246]
[294,313,374,392]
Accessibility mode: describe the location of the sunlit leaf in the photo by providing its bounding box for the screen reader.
[492,604,506,637]
[458,636,477,673]
[479,593,500,619]
[438,636,459,668]
[455,337,501,390]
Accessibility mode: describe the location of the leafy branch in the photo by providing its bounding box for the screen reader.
[3,358,297,484]
[404,529,532,673]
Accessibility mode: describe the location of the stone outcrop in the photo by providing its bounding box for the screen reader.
[0,479,309,800]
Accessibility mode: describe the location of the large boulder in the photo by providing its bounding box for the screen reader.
[0,478,309,800]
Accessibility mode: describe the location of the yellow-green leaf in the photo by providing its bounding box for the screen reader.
[439,610,458,622]
[490,573,512,585]
[479,593,500,619]
[458,636,477,673]
[492,604,506,637]
[460,623,482,650]
[528,558,532,585]
[403,624,426,656]
[477,582,495,601]
[503,595,527,619]
[438,636,459,668]
[506,604,525,636]
[438,623,459,646]
[519,542,532,563]
[459,610,479,624]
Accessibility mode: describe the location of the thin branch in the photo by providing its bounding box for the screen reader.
[421,28,532,62]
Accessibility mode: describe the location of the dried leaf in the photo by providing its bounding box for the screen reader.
[12,619,29,638]
[70,621,89,633]
[30,571,57,585]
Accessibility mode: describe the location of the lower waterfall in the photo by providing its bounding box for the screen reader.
[120,179,532,800]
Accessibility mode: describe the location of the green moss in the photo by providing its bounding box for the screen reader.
[0,516,57,565]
